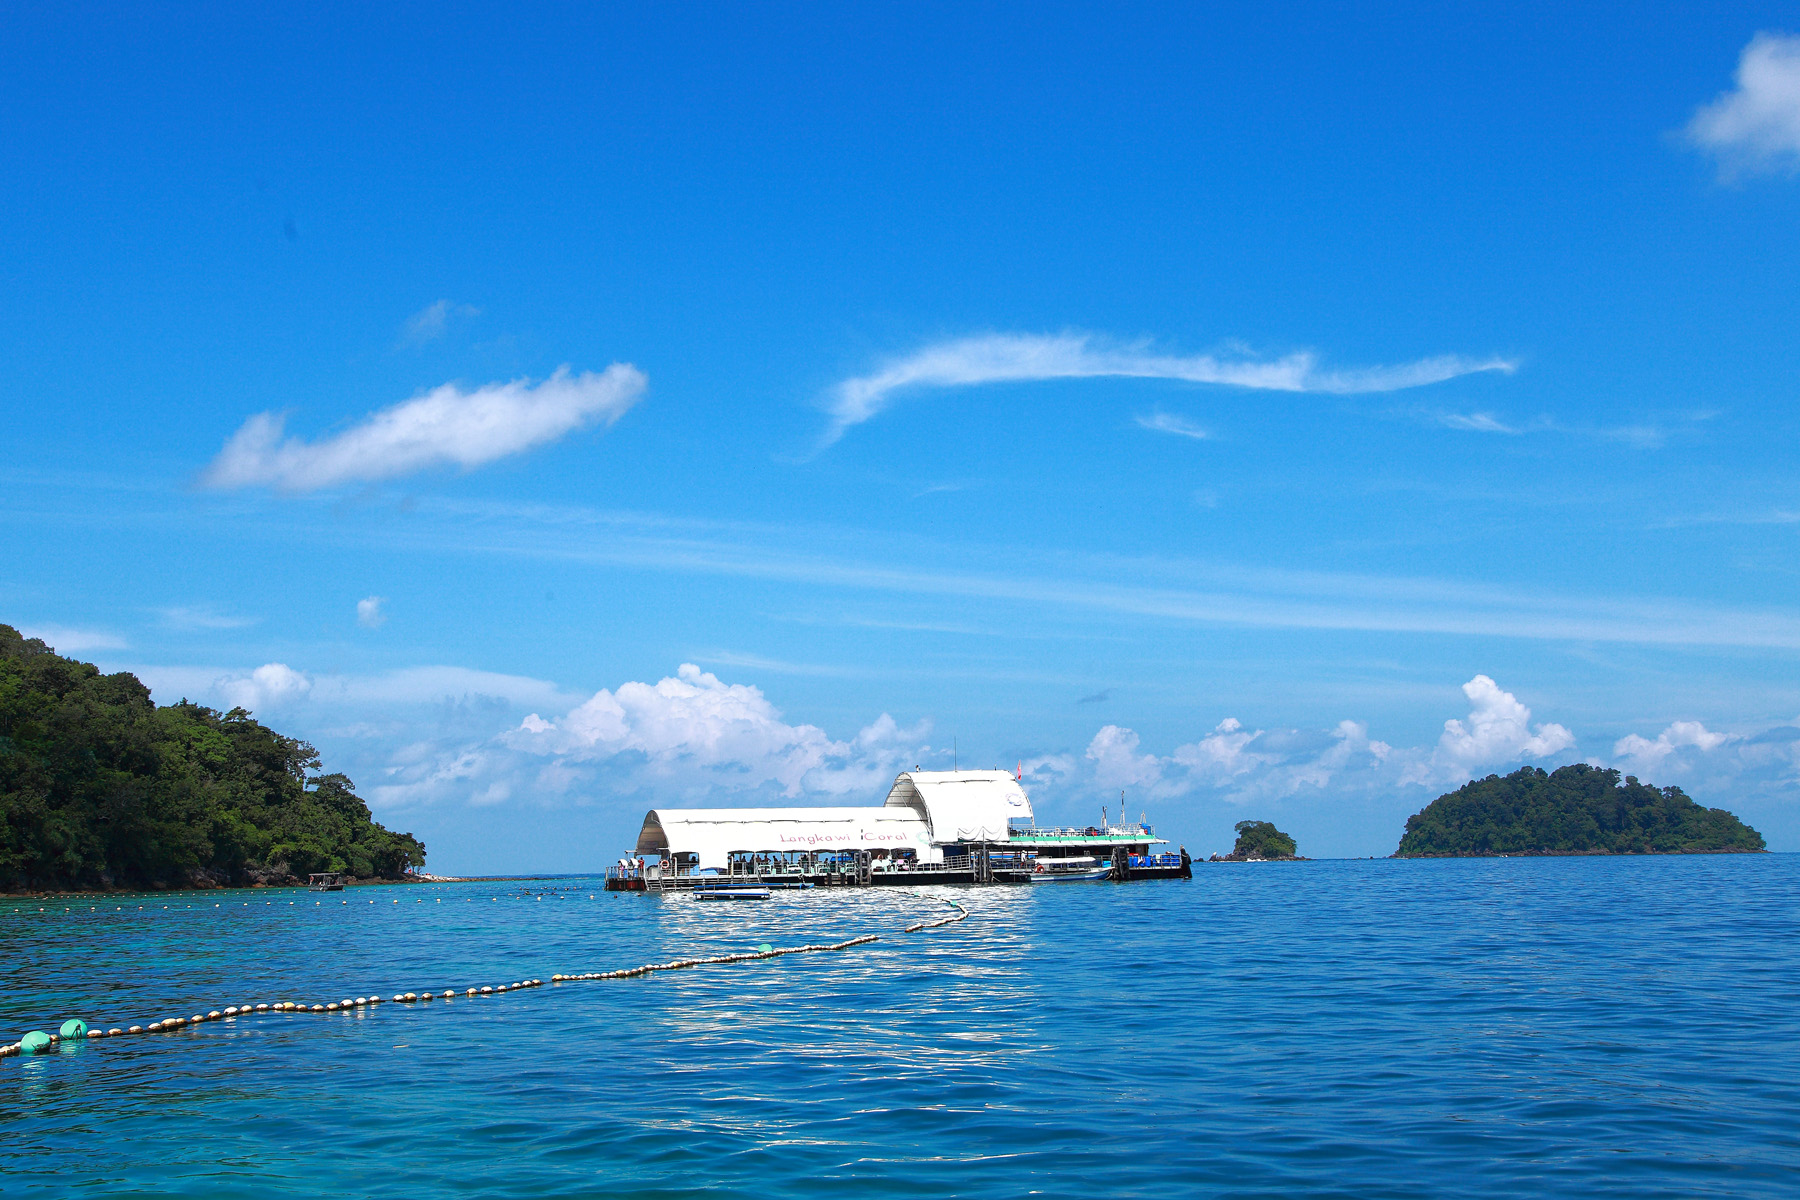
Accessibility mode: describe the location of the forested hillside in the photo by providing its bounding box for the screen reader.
[0,624,424,891]
[1395,763,1763,857]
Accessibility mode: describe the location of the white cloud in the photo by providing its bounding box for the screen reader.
[1686,32,1800,177]
[1613,720,1733,770]
[357,596,387,629]
[201,363,647,492]
[1438,412,1524,434]
[503,663,926,800]
[822,332,1516,445]
[156,605,258,631]
[1086,675,1570,809]
[1086,724,1168,792]
[401,299,480,346]
[1598,718,1800,809]
[133,663,576,714]
[358,664,934,809]
[1402,674,1575,785]
[1136,411,1210,440]
[1085,715,1395,806]
[216,663,313,712]
[19,624,127,653]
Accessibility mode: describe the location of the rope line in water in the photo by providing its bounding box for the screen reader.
[3,892,969,1060]
[903,892,968,933]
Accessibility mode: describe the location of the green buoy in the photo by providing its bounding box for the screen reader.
[19,1030,51,1054]
[59,1019,87,1039]
[757,943,773,952]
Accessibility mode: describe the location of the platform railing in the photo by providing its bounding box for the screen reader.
[1008,824,1158,840]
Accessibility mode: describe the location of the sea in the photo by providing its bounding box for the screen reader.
[3,854,1798,1198]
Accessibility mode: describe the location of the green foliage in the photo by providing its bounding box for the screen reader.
[1395,763,1764,857]
[0,624,425,891]
[1232,820,1298,859]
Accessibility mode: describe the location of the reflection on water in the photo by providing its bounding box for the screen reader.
[3,858,1800,1197]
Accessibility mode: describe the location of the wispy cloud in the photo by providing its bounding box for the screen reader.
[1438,411,1527,434]
[401,299,481,346]
[20,624,127,653]
[132,662,580,715]
[1686,32,1800,177]
[1432,411,1668,448]
[1077,688,1113,705]
[383,497,1800,652]
[1658,508,1800,529]
[156,605,259,631]
[201,364,647,493]
[694,650,853,677]
[1136,411,1209,440]
[821,332,1516,446]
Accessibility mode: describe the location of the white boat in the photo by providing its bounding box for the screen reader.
[1015,856,1113,883]
[691,886,771,901]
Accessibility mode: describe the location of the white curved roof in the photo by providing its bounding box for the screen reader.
[636,805,932,868]
[883,770,1033,842]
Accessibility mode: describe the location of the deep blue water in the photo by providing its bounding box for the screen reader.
[3,856,1799,1197]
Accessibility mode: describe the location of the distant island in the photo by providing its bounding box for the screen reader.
[1395,764,1764,857]
[0,623,425,893]
[1210,819,1307,861]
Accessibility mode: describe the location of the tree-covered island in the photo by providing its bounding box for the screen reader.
[1395,763,1763,857]
[0,624,425,892]
[1210,819,1306,861]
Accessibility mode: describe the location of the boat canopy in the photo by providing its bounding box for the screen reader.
[635,805,934,870]
[883,770,1033,843]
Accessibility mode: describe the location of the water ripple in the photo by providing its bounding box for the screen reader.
[3,858,1800,1196]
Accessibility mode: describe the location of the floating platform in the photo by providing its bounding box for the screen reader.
[608,850,1192,892]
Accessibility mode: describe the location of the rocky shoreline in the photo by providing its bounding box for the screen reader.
[1208,852,1310,862]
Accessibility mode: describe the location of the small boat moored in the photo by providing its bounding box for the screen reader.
[691,885,771,901]
[1006,856,1113,883]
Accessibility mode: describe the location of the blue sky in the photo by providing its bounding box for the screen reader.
[6,3,1800,868]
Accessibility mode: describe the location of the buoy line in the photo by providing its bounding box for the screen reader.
[1,893,972,1060]
[902,892,968,933]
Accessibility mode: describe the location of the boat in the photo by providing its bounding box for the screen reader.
[1007,856,1113,883]
[691,885,771,901]
[308,872,346,892]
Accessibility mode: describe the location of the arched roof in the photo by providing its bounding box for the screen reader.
[634,805,932,866]
[883,770,1032,842]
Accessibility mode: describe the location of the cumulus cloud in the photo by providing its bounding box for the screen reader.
[1136,411,1209,440]
[821,332,1515,446]
[1088,675,1569,808]
[216,663,313,712]
[1596,717,1800,812]
[1402,675,1575,785]
[1613,720,1733,771]
[401,299,480,346]
[359,664,934,809]
[1686,33,1800,177]
[503,663,925,800]
[1087,716,1393,805]
[201,363,647,492]
[357,596,387,629]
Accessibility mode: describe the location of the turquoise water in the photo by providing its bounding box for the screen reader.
[4,856,1799,1197]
